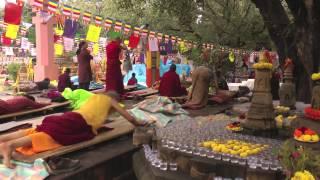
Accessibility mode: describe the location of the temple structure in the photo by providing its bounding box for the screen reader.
[279,58,296,109]
[243,52,275,130]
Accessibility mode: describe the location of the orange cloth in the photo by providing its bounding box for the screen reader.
[16,128,62,156]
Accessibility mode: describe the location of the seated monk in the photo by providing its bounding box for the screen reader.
[0,95,49,115]
[159,64,187,97]
[58,68,73,92]
[0,92,145,168]
[183,66,213,109]
[127,73,138,86]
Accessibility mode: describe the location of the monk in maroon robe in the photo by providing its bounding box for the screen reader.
[106,37,125,94]
[127,73,138,86]
[159,64,187,97]
[58,68,73,92]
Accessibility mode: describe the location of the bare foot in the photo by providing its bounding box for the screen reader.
[0,142,14,168]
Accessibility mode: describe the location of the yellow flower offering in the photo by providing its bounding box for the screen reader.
[311,73,320,81]
[200,139,268,157]
[291,170,315,180]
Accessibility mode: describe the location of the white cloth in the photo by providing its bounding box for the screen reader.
[5,47,14,56]
[148,37,159,52]
[21,37,29,50]
[63,37,74,52]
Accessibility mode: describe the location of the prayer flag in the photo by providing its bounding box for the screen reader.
[5,24,19,39]
[124,24,132,33]
[92,43,99,56]
[4,2,23,25]
[48,0,59,14]
[62,4,72,16]
[54,43,63,56]
[86,24,101,43]
[83,12,92,23]
[71,7,81,20]
[33,0,44,9]
[95,16,103,25]
[104,19,113,30]
[114,22,123,32]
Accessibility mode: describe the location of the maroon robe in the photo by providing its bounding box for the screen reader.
[159,69,187,97]
[105,41,124,94]
[36,112,95,145]
[58,72,72,92]
[0,97,47,115]
[77,50,93,84]
[127,77,137,86]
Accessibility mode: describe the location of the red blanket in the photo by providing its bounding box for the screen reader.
[36,112,95,146]
[159,70,187,97]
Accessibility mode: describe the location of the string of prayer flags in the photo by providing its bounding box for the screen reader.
[148,36,159,52]
[114,22,123,32]
[95,16,103,26]
[105,19,113,30]
[4,2,23,25]
[54,43,64,56]
[48,0,59,14]
[124,24,132,34]
[86,24,101,43]
[62,4,72,17]
[71,7,81,20]
[82,12,92,23]
[129,33,140,49]
[108,31,121,40]
[5,24,19,39]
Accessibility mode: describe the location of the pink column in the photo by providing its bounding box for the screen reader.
[31,0,59,81]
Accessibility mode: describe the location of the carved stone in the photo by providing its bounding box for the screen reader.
[311,81,320,109]
[244,53,275,130]
[279,60,296,108]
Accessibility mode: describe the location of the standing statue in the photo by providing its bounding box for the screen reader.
[243,51,275,130]
[304,73,320,120]
[279,58,296,109]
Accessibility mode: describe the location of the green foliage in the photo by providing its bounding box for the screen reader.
[278,140,320,178]
[7,63,21,81]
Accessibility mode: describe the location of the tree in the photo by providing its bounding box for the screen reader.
[251,0,320,102]
[116,0,320,102]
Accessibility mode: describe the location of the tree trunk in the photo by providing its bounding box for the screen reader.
[251,0,320,103]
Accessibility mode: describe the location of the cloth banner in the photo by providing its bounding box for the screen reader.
[21,37,29,50]
[55,44,64,56]
[148,37,159,52]
[92,43,99,56]
[63,19,78,38]
[1,34,12,46]
[5,24,19,39]
[5,47,14,56]
[63,37,74,52]
[4,2,23,25]
[31,48,36,56]
[128,34,140,49]
[86,24,101,43]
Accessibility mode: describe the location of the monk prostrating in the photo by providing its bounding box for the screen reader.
[159,64,187,97]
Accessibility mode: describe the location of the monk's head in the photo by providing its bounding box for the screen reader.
[170,64,176,72]
[132,73,136,78]
[65,68,71,74]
